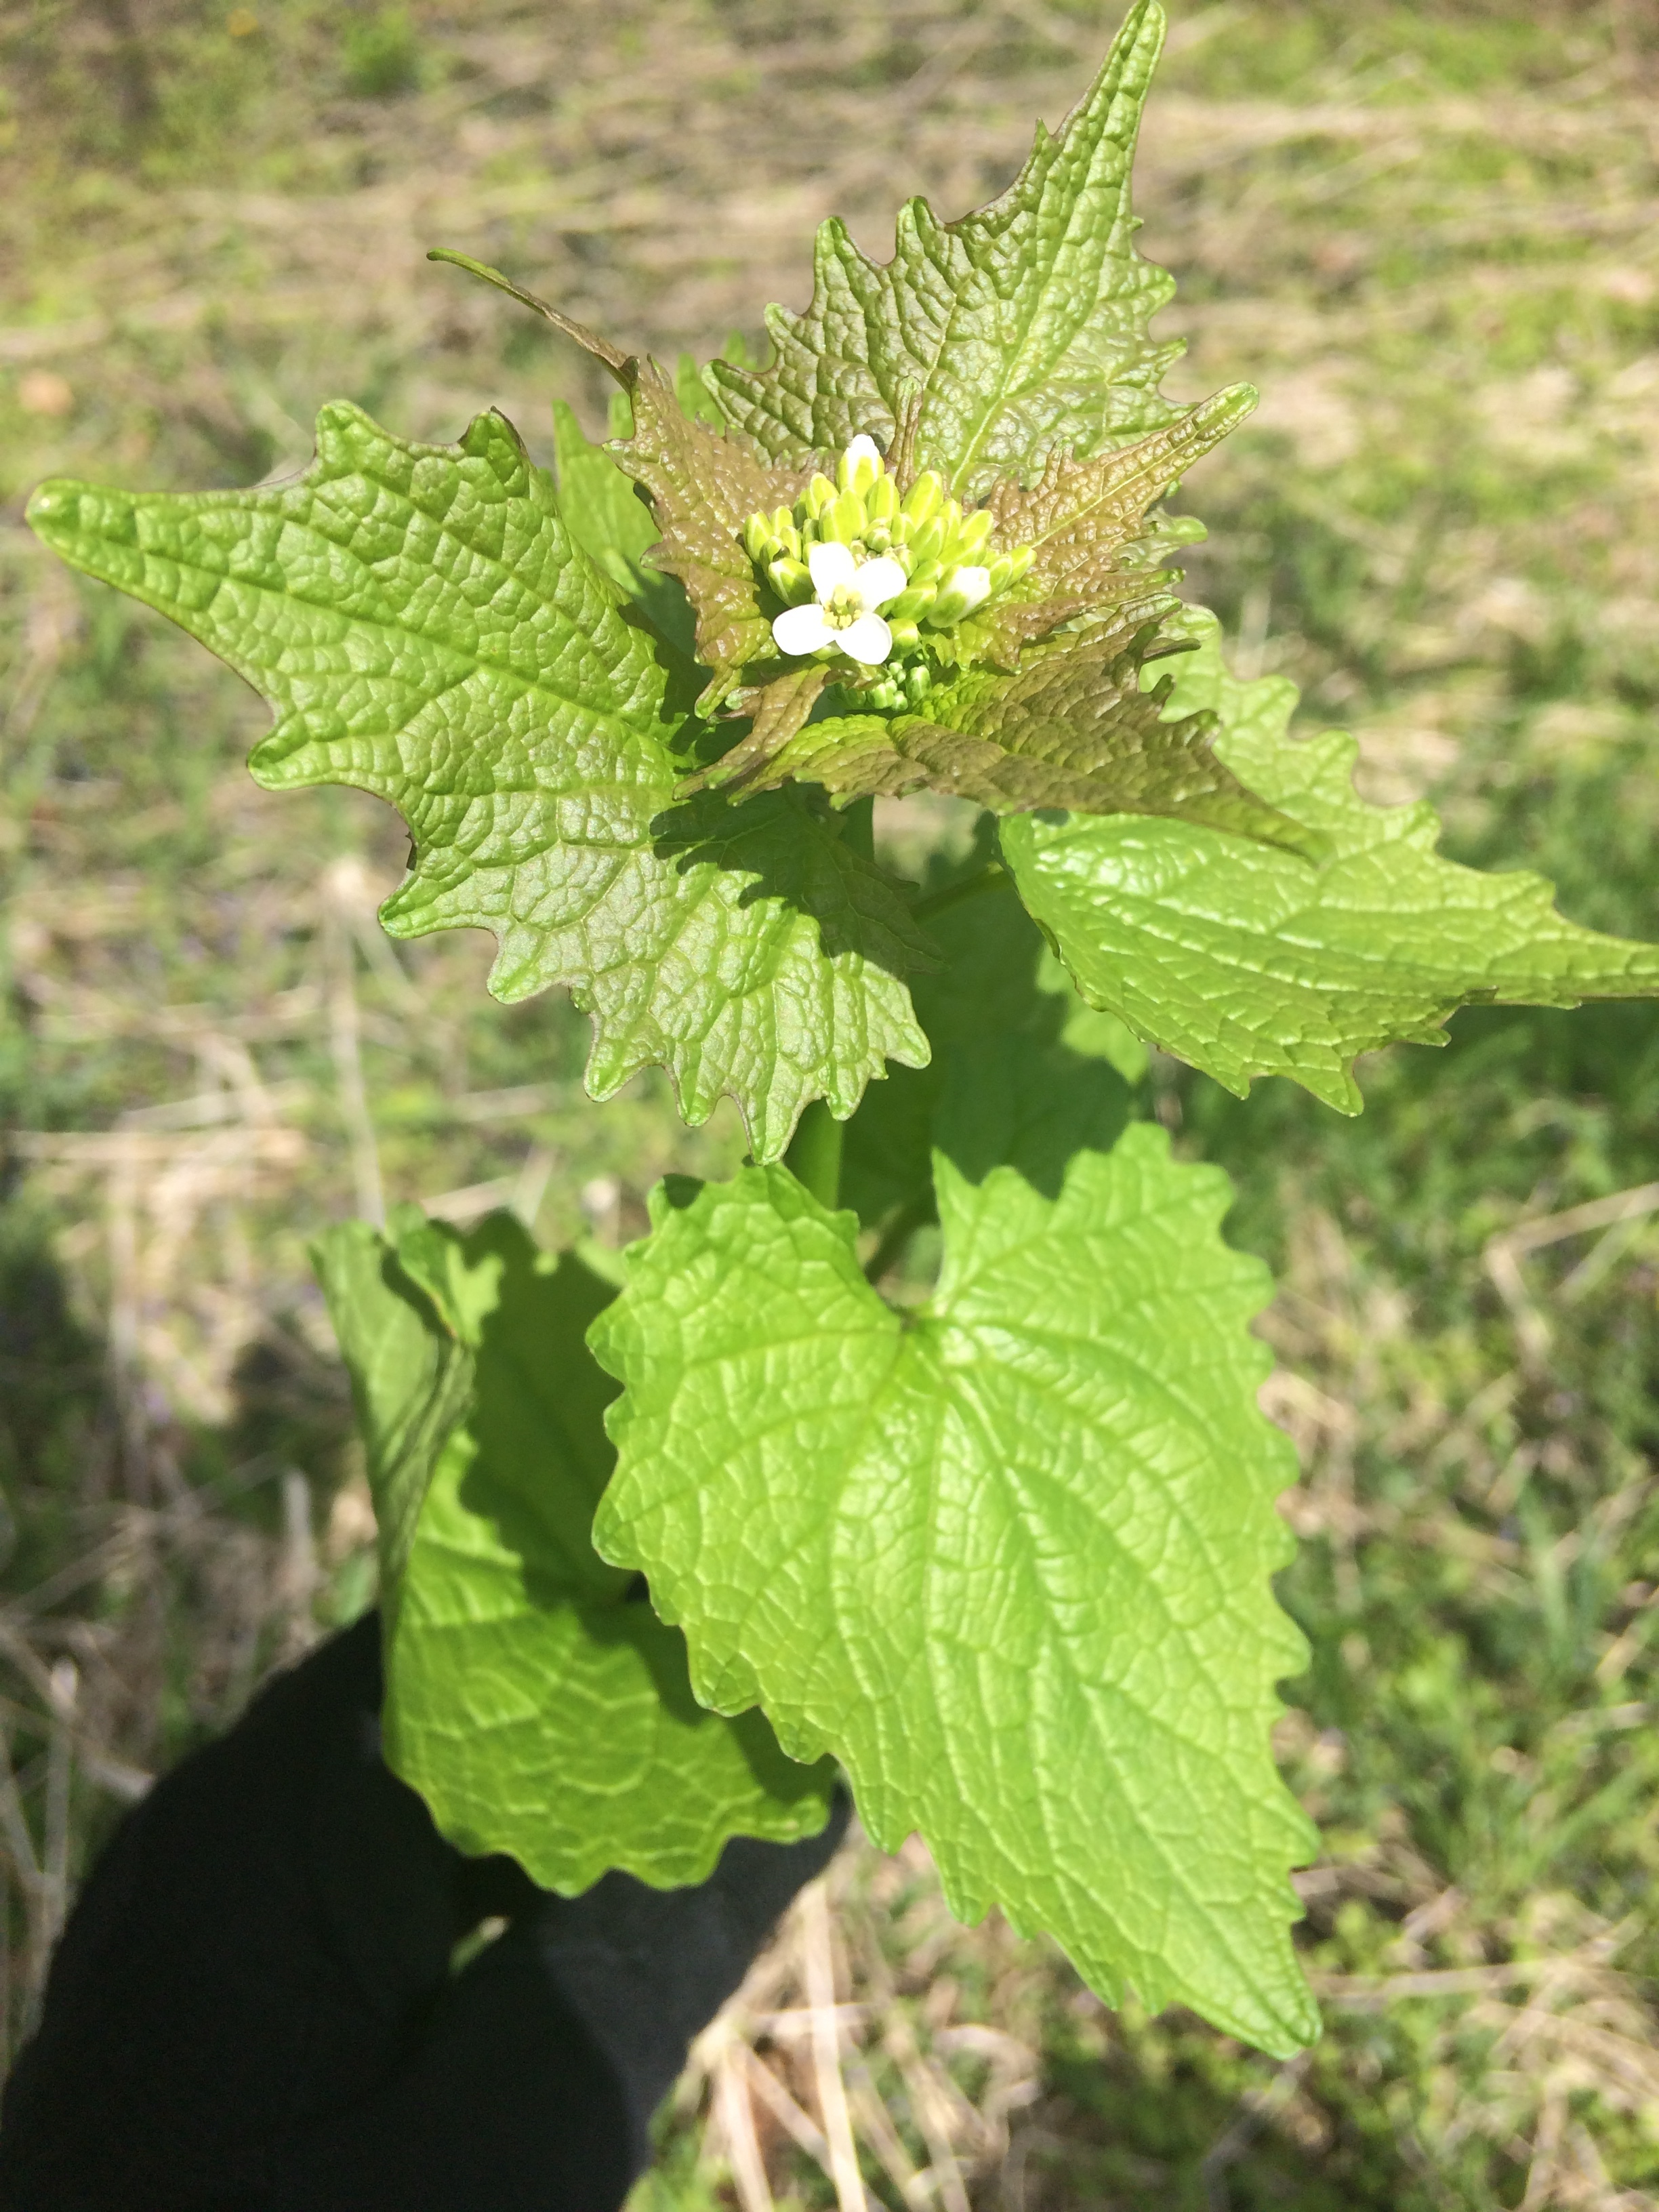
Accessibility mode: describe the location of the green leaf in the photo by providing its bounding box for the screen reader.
[321,1210,836,1890]
[674,350,729,430]
[550,398,697,658]
[312,1217,474,1635]
[705,0,1183,497]
[741,620,1321,855]
[841,866,1137,1231]
[590,1142,1318,2052]
[27,402,931,1160]
[1002,612,1659,1109]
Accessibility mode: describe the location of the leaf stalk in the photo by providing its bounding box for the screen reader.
[426,249,631,379]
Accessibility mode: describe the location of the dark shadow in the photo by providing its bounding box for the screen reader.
[0,1183,115,1591]
[841,830,1139,1233]
[445,1223,619,1612]
[650,782,933,983]
[0,1175,367,2039]
[218,1321,358,1539]
[426,1215,832,1808]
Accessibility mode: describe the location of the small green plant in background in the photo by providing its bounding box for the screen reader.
[340,6,424,100]
[25,0,1659,2068]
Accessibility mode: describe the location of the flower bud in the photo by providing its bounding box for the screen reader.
[768,555,813,603]
[886,619,920,653]
[958,510,993,560]
[901,472,945,527]
[802,474,836,520]
[826,490,867,544]
[837,433,884,496]
[906,515,948,566]
[867,473,899,525]
[926,564,991,625]
[886,581,937,621]
[903,662,933,703]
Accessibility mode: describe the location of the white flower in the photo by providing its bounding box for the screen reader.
[772,540,907,667]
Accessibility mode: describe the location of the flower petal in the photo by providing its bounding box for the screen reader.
[844,434,884,471]
[837,613,893,666]
[850,556,907,611]
[807,539,857,596]
[773,604,835,657]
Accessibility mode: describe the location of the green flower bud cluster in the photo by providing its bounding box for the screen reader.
[861,658,938,713]
[743,436,1033,705]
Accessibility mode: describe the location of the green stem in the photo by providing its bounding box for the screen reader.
[864,1195,931,1286]
[912,863,1012,924]
[783,1100,844,1210]
[426,248,630,380]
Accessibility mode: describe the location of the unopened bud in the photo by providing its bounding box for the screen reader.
[886,618,921,652]
[982,544,1033,595]
[837,433,884,495]
[827,490,867,544]
[867,473,899,525]
[902,472,945,527]
[906,515,948,565]
[927,564,991,624]
[802,474,836,520]
[958,510,993,560]
[744,514,774,563]
[768,555,813,602]
[887,581,937,621]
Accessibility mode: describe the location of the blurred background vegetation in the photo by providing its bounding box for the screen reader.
[3,1,1659,2204]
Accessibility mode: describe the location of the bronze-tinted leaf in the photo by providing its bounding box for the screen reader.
[682,665,832,795]
[611,367,816,708]
[975,388,1256,661]
[745,621,1323,856]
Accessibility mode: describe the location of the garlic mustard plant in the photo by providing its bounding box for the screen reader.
[26,0,1659,2060]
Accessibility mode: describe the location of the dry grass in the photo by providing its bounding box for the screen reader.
[4,1,1659,2203]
